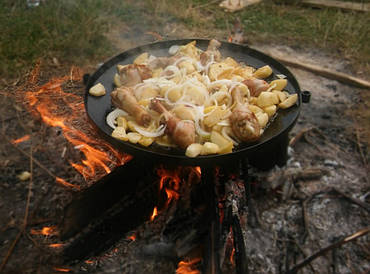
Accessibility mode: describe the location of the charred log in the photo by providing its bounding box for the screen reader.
[59,158,158,261]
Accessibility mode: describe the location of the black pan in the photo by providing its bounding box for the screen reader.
[85,39,301,167]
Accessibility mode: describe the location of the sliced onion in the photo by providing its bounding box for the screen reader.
[217,120,230,126]
[195,118,210,137]
[208,91,232,108]
[173,56,194,67]
[106,108,128,129]
[276,74,287,79]
[161,65,180,80]
[133,124,166,138]
[221,126,239,145]
[209,79,233,88]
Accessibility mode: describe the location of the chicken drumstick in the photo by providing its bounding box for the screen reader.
[230,88,261,142]
[150,99,195,149]
[111,87,151,127]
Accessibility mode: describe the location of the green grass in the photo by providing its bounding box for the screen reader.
[0,0,144,78]
[0,0,369,80]
[142,0,370,72]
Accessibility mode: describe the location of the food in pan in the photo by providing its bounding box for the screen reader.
[106,39,298,157]
[89,83,106,96]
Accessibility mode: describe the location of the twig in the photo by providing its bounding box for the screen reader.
[330,188,370,213]
[301,198,311,243]
[0,146,34,272]
[286,227,370,274]
[289,127,315,146]
[303,132,323,153]
[2,132,58,180]
[260,52,370,89]
[293,238,316,273]
[0,229,23,272]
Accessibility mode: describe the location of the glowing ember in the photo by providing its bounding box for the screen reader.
[127,234,136,241]
[53,267,71,273]
[11,135,30,145]
[49,243,64,248]
[30,226,57,236]
[84,260,94,264]
[150,206,158,221]
[21,65,129,184]
[176,258,201,274]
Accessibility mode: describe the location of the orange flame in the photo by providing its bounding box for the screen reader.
[176,258,201,274]
[21,65,129,184]
[55,177,80,190]
[11,135,30,145]
[150,206,158,221]
[157,167,181,207]
[30,226,57,236]
[230,247,235,266]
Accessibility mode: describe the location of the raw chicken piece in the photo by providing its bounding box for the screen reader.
[148,56,178,70]
[230,87,261,142]
[200,39,222,66]
[150,99,195,149]
[117,64,152,87]
[243,78,269,97]
[111,87,151,127]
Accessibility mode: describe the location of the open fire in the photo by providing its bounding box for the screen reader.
[18,65,236,273]
[5,55,367,274]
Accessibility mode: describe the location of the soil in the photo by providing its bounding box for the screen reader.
[0,20,369,274]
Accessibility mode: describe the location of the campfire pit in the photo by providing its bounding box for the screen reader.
[1,39,369,274]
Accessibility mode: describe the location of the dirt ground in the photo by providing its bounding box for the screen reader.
[0,21,369,273]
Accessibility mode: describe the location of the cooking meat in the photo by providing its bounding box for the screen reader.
[200,39,222,66]
[117,64,152,87]
[150,99,195,149]
[230,87,261,142]
[111,87,151,127]
[243,78,269,97]
[148,56,178,70]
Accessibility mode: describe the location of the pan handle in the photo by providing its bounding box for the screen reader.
[301,90,311,103]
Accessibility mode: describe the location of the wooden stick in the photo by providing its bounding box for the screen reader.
[0,146,34,272]
[2,132,59,181]
[302,0,370,12]
[331,188,370,213]
[287,227,370,274]
[255,49,370,89]
[274,55,370,89]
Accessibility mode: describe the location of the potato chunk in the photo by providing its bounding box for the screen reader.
[269,79,287,91]
[279,94,298,109]
[201,142,220,155]
[210,131,233,154]
[112,127,128,141]
[186,143,203,157]
[256,92,279,108]
[89,83,106,96]
[253,65,272,79]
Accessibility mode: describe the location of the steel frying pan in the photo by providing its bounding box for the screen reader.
[85,39,301,167]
